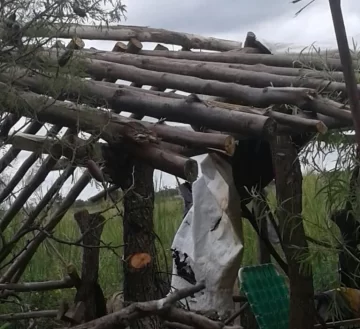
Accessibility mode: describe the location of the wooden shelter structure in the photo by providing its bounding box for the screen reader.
[0,20,358,329]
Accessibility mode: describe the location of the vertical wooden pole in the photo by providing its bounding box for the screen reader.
[329,0,360,146]
[271,135,315,329]
[73,209,107,322]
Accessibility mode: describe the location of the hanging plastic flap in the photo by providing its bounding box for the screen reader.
[170,153,244,317]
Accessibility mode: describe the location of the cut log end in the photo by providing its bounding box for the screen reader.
[184,158,198,183]
[128,253,152,269]
[224,135,236,156]
[126,38,143,54]
[67,37,85,50]
[113,41,127,53]
[316,121,328,134]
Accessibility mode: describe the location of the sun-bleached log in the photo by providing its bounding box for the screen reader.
[27,23,242,51]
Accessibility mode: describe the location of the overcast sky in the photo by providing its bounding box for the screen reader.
[4,0,360,202]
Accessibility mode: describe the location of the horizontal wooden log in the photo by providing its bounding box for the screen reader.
[26,23,242,51]
[206,100,328,134]
[0,310,57,320]
[79,49,352,93]
[81,48,349,82]
[0,277,74,292]
[130,49,349,71]
[9,133,105,166]
[98,81,340,133]
[227,63,346,82]
[34,52,351,123]
[2,69,275,138]
[9,132,199,183]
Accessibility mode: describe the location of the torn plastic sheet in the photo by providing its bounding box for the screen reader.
[170,153,244,317]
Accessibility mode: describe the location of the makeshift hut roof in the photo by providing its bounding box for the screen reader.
[0,23,357,284]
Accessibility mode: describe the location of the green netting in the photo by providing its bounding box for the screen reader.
[239,263,290,329]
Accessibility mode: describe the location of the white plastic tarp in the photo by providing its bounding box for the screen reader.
[170,153,244,318]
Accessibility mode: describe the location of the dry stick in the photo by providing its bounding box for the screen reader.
[0,276,74,292]
[28,23,242,51]
[0,120,43,174]
[329,0,360,146]
[0,310,58,321]
[0,170,92,283]
[0,128,74,232]
[0,124,62,204]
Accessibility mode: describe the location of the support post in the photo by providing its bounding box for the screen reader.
[108,156,164,329]
[72,209,107,322]
[270,135,315,329]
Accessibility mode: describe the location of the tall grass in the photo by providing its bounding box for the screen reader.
[0,174,347,322]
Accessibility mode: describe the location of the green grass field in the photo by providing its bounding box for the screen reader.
[0,173,351,324]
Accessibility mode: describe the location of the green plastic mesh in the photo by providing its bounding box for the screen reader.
[239,263,290,329]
